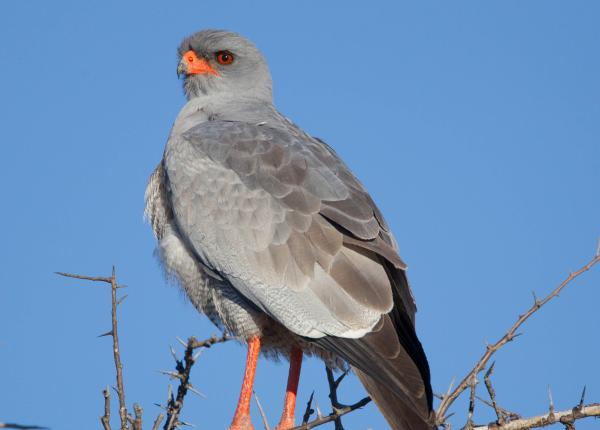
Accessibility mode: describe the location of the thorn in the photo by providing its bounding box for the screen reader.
[186,384,206,398]
[445,377,456,398]
[511,332,524,340]
[548,385,555,416]
[153,403,167,410]
[192,351,202,361]
[577,386,586,410]
[167,384,173,402]
[316,404,323,419]
[169,345,178,362]
[302,391,315,424]
[178,421,196,427]
[117,294,128,305]
[433,392,445,400]
[485,361,496,378]
[595,238,600,257]
[158,370,183,380]
[334,369,349,388]
[98,329,113,338]
[532,291,539,305]
[176,337,187,347]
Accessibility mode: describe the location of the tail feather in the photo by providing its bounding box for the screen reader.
[314,261,435,430]
[355,368,436,430]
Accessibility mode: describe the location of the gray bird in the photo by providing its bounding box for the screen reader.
[146,30,434,430]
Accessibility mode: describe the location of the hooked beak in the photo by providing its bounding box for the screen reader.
[177,50,219,78]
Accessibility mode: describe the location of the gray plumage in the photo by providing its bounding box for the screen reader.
[145,30,434,430]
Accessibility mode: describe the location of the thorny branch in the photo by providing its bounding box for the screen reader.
[436,249,600,429]
[160,334,230,430]
[57,268,130,430]
[289,366,371,430]
[471,381,600,429]
[101,388,111,430]
[472,403,600,430]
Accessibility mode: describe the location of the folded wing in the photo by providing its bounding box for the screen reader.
[163,120,432,426]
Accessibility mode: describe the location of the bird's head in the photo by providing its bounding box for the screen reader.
[177,30,273,102]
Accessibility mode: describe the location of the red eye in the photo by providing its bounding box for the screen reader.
[216,51,235,65]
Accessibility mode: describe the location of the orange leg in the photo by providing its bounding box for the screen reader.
[275,346,303,430]
[229,336,261,430]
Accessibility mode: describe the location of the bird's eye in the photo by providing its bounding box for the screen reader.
[215,51,235,65]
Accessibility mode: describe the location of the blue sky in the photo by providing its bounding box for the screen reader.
[1,1,599,429]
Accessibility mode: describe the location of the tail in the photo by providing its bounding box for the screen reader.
[315,263,435,430]
[355,368,436,430]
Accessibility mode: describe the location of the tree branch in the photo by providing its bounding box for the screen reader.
[436,253,600,424]
[0,424,46,429]
[472,403,600,430]
[101,387,112,430]
[290,366,371,430]
[57,268,130,430]
[160,334,230,430]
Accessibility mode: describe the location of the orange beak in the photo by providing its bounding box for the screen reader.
[177,50,219,77]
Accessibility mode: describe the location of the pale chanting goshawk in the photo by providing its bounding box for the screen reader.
[145,29,434,430]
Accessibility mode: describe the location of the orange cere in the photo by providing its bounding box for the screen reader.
[182,50,219,76]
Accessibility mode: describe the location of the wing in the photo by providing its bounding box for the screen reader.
[164,120,410,335]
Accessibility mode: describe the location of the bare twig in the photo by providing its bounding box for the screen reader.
[58,268,129,430]
[187,333,231,350]
[326,367,345,430]
[482,362,516,425]
[290,366,371,430]
[475,396,520,422]
[152,414,165,430]
[253,392,271,430]
[289,396,372,430]
[101,387,112,430]
[301,391,315,425]
[472,403,600,430]
[0,424,47,429]
[161,334,230,430]
[133,404,142,430]
[436,253,600,424]
[465,375,478,430]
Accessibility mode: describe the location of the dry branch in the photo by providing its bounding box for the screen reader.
[102,388,112,430]
[160,334,230,430]
[436,253,600,425]
[472,403,600,430]
[253,392,272,430]
[57,268,130,430]
[289,366,371,430]
[0,424,46,429]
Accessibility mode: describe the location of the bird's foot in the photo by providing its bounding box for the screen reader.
[228,413,254,430]
[275,415,295,430]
